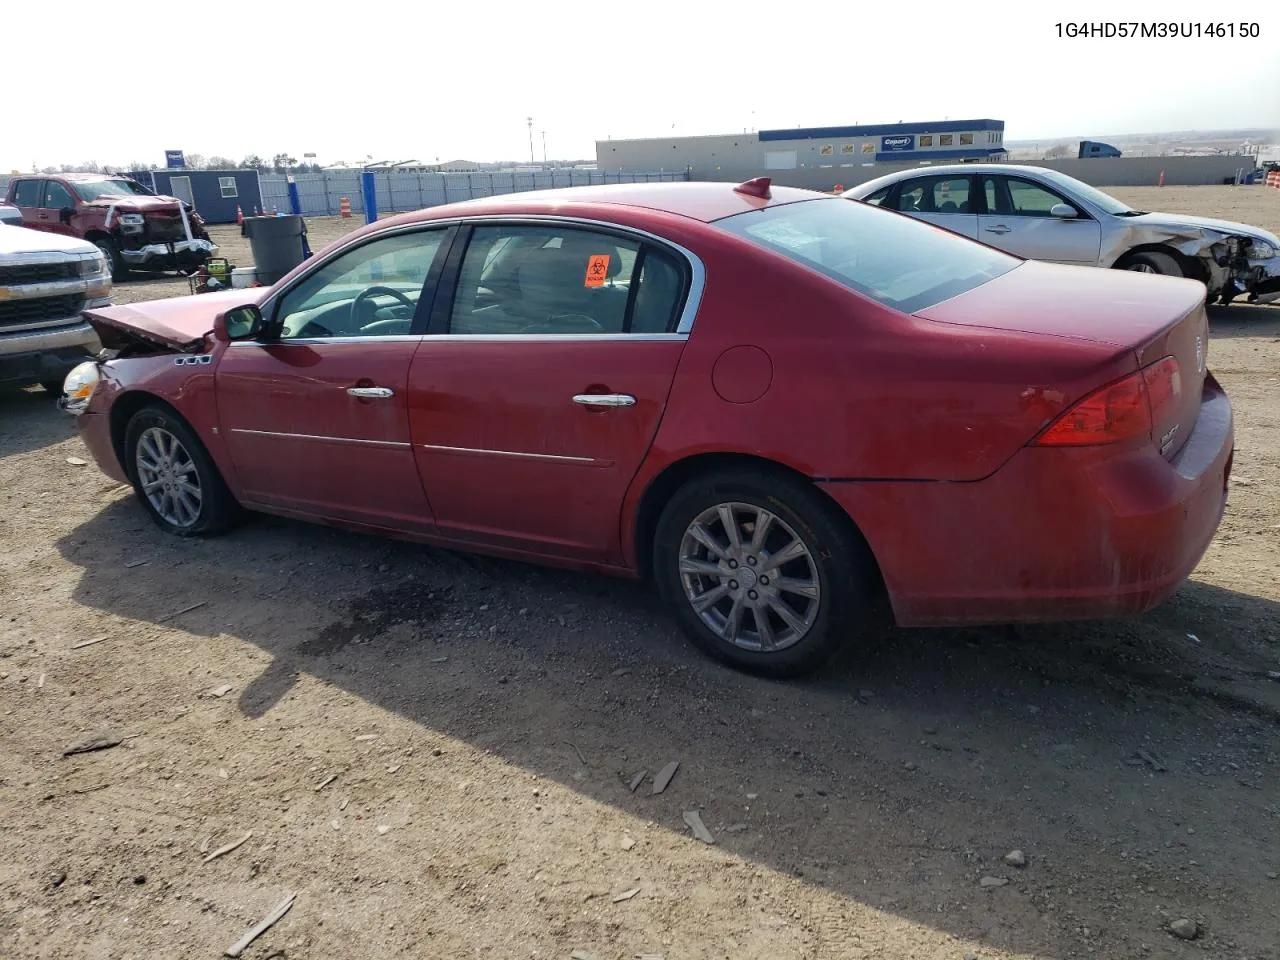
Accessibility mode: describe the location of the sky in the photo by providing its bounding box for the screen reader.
[3,0,1277,172]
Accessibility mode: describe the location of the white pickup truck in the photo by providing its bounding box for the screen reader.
[1,205,112,394]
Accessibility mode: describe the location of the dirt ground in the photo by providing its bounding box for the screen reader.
[1,186,1278,960]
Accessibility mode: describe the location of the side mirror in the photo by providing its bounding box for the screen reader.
[59,206,75,223]
[213,304,264,342]
[1049,203,1079,219]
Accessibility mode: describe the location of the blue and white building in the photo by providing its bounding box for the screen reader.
[595,119,1007,188]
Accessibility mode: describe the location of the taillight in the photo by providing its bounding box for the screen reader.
[1032,356,1180,447]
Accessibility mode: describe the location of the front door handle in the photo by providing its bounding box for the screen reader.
[347,386,394,398]
[984,224,1011,235]
[573,393,635,408]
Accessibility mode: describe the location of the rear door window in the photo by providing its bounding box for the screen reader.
[11,180,42,208]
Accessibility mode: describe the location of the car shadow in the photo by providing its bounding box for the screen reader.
[0,384,76,457]
[54,501,1280,959]
[1207,302,1280,338]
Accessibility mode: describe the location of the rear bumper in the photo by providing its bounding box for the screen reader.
[0,322,101,386]
[821,376,1234,627]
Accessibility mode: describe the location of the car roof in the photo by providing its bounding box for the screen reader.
[847,163,1066,193]
[380,180,826,228]
[54,173,131,182]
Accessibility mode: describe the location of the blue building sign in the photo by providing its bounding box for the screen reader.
[165,150,185,169]
[880,135,915,153]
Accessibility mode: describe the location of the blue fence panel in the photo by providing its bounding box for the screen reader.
[253,168,687,217]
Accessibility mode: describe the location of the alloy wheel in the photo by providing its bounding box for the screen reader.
[677,501,821,652]
[135,426,203,528]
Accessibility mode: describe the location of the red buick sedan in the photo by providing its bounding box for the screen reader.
[61,179,1234,677]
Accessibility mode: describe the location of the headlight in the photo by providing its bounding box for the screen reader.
[62,361,101,408]
[77,253,108,276]
[1247,240,1278,260]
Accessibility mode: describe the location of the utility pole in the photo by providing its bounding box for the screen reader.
[527,117,534,165]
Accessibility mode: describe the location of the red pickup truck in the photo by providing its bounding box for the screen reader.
[5,173,217,279]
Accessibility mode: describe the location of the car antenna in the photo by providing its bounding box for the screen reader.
[734,176,772,199]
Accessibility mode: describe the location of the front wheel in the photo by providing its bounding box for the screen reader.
[653,469,875,678]
[1121,250,1183,278]
[93,237,128,281]
[124,405,239,536]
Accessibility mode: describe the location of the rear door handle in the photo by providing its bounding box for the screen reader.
[347,386,394,398]
[573,393,635,408]
[984,224,1011,235]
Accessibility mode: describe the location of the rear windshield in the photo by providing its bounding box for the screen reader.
[72,179,154,201]
[715,196,1019,314]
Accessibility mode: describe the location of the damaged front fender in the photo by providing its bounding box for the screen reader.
[1103,214,1280,305]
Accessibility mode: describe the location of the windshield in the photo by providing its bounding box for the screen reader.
[72,178,154,202]
[715,197,1019,314]
[1042,172,1136,215]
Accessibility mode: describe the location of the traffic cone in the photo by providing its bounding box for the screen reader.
[339,196,352,218]
[235,205,244,225]
[1157,170,1165,187]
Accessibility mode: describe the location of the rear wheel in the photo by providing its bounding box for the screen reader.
[124,405,238,536]
[1121,250,1183,278]
[653,468,874,678]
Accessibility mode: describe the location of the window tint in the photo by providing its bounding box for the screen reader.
[273,229,447,339]
[894,177,972,214]
[896,180,925,212]
[12,180,42,207]
[929,177,971,213]
[715,197,1018,315]
[43,181,75,209]
[448,225,684,335]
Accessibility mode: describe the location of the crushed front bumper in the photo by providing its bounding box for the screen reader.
[120,239,218,271]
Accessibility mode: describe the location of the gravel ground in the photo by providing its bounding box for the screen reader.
[1,186,1278,960]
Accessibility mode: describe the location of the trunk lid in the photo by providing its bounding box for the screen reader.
[84,289,264,352]
[917,260,1208,460]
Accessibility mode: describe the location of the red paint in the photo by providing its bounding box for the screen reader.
[76,183,1234,628]
[711,345,773,403]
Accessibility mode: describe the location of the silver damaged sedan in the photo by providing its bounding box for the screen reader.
[843,164,1280,306]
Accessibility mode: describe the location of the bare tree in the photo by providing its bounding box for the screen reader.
[1044,143,1072,160]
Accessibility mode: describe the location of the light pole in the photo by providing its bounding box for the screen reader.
[527,117,534,166]
[542,130,547,166]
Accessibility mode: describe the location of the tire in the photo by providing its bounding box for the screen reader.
[652,468,874,678]
[124,405,239,537]
[93,236,128,281]
[1121,250,1183,278]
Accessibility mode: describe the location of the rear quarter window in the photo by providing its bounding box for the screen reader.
[714,197,1019,314]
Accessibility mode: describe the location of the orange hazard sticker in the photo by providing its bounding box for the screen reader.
[584,254,610,288]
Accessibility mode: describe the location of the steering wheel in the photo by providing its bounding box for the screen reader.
[518,313,604,334]
[352,285,417,326]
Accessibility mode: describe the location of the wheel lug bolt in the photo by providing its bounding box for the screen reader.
[746,556,757,566]
[748,590,758,600]
[728,559,738,569]
[729,580,739,590]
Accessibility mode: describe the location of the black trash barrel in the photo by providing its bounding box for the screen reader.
[243,215,307,285]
